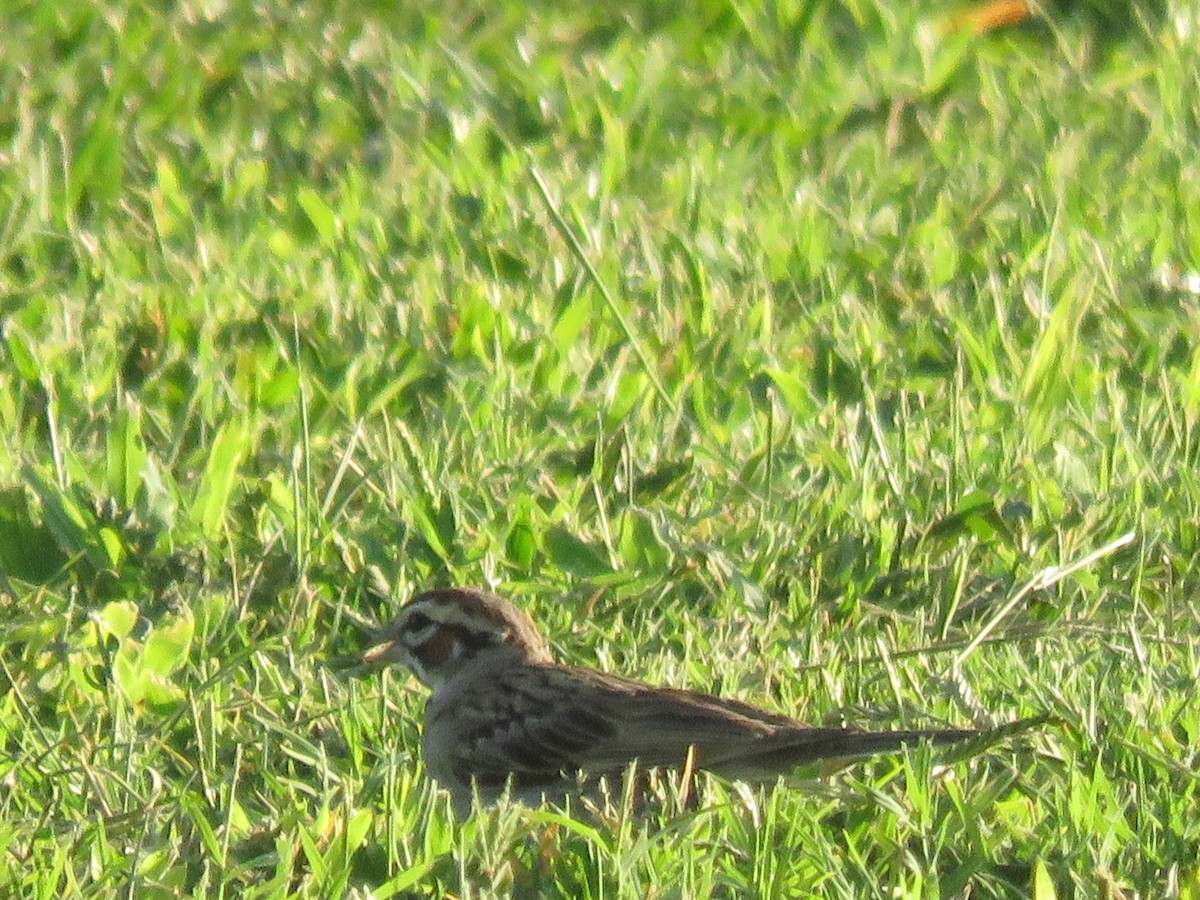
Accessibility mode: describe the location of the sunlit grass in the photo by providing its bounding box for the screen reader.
[1,0,1196,896]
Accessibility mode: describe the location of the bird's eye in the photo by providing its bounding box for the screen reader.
[402,610,437,644]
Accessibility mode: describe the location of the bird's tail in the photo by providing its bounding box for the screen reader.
[754,715,1048,773]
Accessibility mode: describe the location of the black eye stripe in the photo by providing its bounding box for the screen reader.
[404,610,432,632]
[408,622,501,655]
[402,607,507,647]
[460,626,500,654]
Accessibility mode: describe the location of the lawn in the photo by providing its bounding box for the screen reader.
[1,0,1197,897]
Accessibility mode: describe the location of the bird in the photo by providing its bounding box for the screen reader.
[363,586,978,816]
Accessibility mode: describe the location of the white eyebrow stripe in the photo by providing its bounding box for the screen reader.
[404,622,441,647]
[406,603,507,635]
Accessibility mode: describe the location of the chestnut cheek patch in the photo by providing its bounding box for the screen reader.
[413,626,462,672]
[411,624,502,674]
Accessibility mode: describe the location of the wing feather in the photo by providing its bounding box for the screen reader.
[446,663,973,790]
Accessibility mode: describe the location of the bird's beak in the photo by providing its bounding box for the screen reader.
[363,637,402,665]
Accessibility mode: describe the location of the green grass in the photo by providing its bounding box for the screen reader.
[1,0,1198,896]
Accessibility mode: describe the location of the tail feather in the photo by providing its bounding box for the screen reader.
[808,726,979,756]
[708,725,979,778]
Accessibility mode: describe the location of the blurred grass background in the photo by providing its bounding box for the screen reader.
[1,0,1197,896]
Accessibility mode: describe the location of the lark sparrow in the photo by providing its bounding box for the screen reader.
[365,587,976,816]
